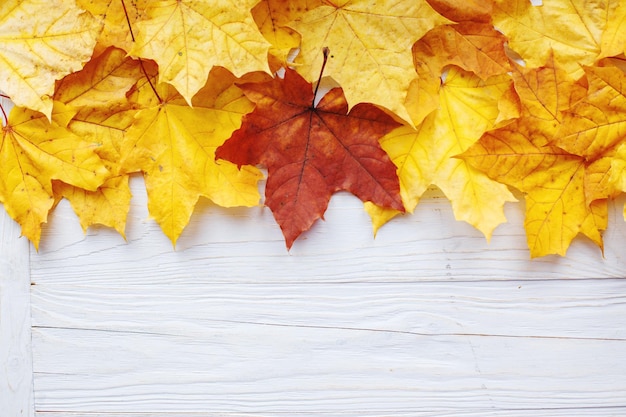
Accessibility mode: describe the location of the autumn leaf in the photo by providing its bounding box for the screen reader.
[493,0,615,78]
[368,68,516,239]
[252,0,322,71]
[599,0,626,59]
[425,0,494,22]
[77,0,149,55]
[508,52,587,147]
[290,0,449,124]
[52,47,145,236]
[120,67,264,245]
[408,21,511,125]
[0,102,109,248]
[129,0,271,105]
[461,122,595,257]
[555,65,626,204]
[0,0,102,119]
[459,58,618,257]
[216,67,404,249]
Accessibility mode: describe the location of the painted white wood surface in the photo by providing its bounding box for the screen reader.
[18,176,626,415]
[0,209,33,416]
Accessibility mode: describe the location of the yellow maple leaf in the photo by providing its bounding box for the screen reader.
[461,122,591,257]
[52,175,131,238]
[555,65,626,204]
[129,0,271,105]
[290,0,449,124]
[53,47,145,236]
[0,102,109,248]
[77,0,149,55]
[509,52,587,146]
[425,0,494,22]
[408,20,511,125]
[493,0,616,78]
[610,142,626,218]
[55,47,143,110]
[0,0,101,119]
[460,60,622,257]
[120,67,265,245]
[599,0,626,59]
[368,68,516,239]
[251,0,321,71]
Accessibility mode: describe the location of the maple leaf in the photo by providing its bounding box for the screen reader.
[289,0,449,124]
[0,102,109,249]
[120,67,264,245]
[129,0,271,105]
[0,0,102,119]
[459,58,619,257]
[460,122,596,257]
[507,52,587,147]
[493,0,616,78]
[216,68,404,249]
[425,0,494,22]
[408,21,511,125]
[52,47,145,236]
[252,0,322,71]
[367,67,516,239]
[77,0,149,55]
[599,0,626,59]
[555,65,626,204]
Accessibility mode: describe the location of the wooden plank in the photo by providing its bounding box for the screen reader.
[33,410,626,417]
[29,177,626,414]
[33,288,626,415]
[31,279,626,414]
[0,210,33,416]
[30,177,626,284]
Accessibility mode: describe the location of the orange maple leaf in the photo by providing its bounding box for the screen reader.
[216,68,404,249]
[52,47,144,236]
[459,56,619,257]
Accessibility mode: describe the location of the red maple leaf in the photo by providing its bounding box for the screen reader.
[216,68,404,248]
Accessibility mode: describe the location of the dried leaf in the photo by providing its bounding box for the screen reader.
[216,68,403,248]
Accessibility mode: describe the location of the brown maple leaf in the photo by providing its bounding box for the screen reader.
[216,68,404,248]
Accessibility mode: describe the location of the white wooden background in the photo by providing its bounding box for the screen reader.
[2,174,626,416]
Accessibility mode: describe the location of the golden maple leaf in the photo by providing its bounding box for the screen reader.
[77,0,149,55]
[290,0,449,124]
[0,102,109,248]
[555,65,626,204]
[120,67,265,245]
[424,0,494,22]
[129,0,271,105]
[408,20,511,125]
[251,0,322,71]
[599,0,626,59]
[0,0,102,119]
[459,57,622,257]
[367,67,517,238]
[52,47,145,236]
[493,0,616,78]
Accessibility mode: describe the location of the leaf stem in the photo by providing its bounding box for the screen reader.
[312,47,330,108]
[0,101,7,126]
[121,0,162,103]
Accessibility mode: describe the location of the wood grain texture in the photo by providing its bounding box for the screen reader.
[29,177,626,415]
[0,209,33,416]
